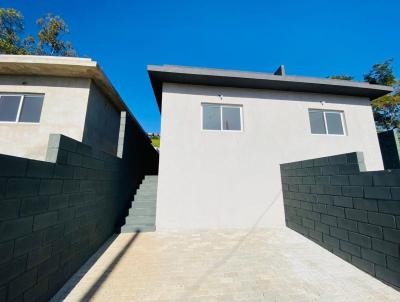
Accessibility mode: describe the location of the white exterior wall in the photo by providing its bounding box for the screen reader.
[0,75,90,160]
[156,83,384,230]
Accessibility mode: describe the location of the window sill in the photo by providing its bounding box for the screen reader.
[0,122,40,125]
[310,133,346,137]
[201,129,243,133]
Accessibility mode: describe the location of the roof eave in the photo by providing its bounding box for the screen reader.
[147,65,393,110]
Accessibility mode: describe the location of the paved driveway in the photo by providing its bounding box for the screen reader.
[52,228,400,301]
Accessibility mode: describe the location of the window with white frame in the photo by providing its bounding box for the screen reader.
[0,94,44,123]
[308,109,346,135]
[202,104,242,131]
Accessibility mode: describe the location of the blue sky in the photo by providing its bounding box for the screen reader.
[4,0,400,132]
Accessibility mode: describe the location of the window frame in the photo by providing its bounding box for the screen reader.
[308,109,347,136]
[0,94,44,124]
[201,103,243,132]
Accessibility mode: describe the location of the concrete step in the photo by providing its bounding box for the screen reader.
[124,220,155,226]
[139,184,157,192]
[135,190,157,196]
[131,206,155,212]
[126,216,156,224]
[140,178,157,182]
[131,201,157,212]
[121,225,156,232]
[138,183,157,189]
[130,198,156,204]
[135,191,156,196]
[131,196,156,202]
[136,192,156,196]
[122,175,158,233]
[142,179,158,184]
[140,183,157,187]
[134,195,156,201]
[139,187,157,191]
[133,197,156,203]
[129,207,155,216]
[141,179,158,183]
[124,219,156,226]
[140,182,158,187]
[137,189,157,194]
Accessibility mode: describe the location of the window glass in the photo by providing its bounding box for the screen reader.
[0,95,21,122]
[19,95,44,123]
[222,106,241,130]
[325,112,344,135]
[309,110,326,134]
[203,105,221,130]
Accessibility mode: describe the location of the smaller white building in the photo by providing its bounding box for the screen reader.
[148,65,393,230]
[0,55,140,160]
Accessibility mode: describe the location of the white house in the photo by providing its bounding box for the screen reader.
[148,65,393,230]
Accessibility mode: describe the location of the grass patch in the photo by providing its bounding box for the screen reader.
[151,137,160,148]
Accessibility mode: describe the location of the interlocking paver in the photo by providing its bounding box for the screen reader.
[52,228,400,302]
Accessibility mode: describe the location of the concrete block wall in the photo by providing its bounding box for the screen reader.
[378,129,400,169]
[281,152,400,288]
[0,125,158,300]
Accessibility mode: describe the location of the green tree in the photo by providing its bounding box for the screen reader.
[370,94,400,130]
[364,59,399,130]
[0,8,33,54]
[36,14,75,56]
[364,59,396,86]
[0,8,75,56]
[327,75,354,81]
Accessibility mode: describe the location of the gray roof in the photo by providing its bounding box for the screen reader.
[147,65,393,110]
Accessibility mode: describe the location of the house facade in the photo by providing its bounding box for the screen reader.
[148,65,392,230]
[0,55,138,160]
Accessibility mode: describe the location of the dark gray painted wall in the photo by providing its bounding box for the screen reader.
[0,116,158,301]
[82,81,121,156]
[378,129,400,169]
[281,152,400,288]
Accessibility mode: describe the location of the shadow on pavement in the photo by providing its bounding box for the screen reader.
[50,231,141,302]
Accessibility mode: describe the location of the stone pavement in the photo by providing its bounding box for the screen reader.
[52,228,400,302]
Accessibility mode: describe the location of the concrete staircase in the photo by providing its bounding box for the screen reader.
[121,175,158,232]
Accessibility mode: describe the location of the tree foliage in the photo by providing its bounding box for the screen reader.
[329,60,398,131]
[36,14,75,56]
[371,94,400,130]
[364,59,396,86]
[327,75,354,81]
[0,8,75,56]
[0,8,31,54]
[364,59,399,131]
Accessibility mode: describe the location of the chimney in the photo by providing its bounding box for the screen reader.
[274,65,286,76]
